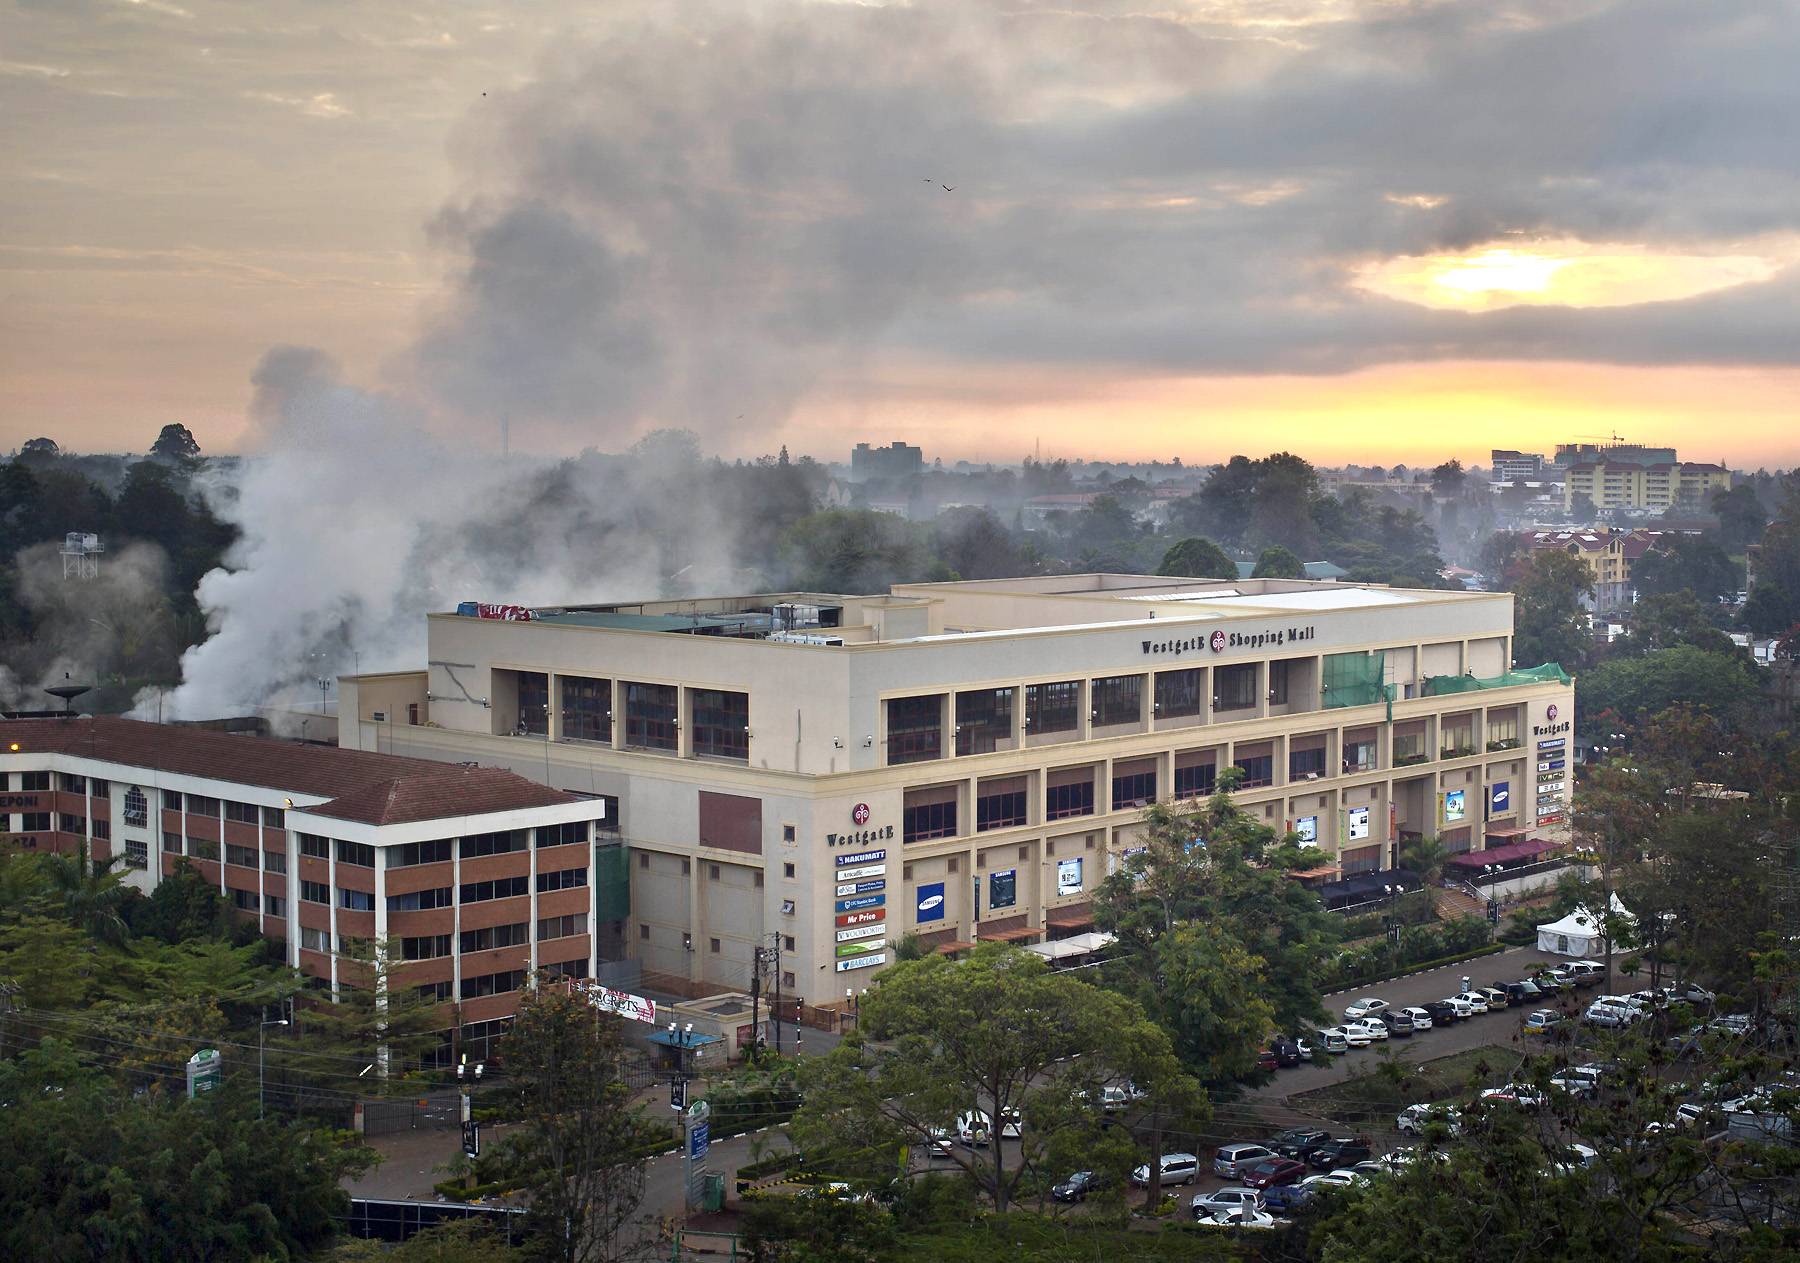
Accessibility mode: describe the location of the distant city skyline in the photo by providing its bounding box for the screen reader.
[5,2,1799,468]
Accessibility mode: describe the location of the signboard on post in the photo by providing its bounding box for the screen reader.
[462,1120,481,1158]
[573,981,657,1024]
[186,1048,222,1099]
[685,1099,712,1210]
[671,1078,687,1111]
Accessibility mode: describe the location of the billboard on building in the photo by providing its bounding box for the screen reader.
[915,882,946,923]
[1056,857,1084,896]
[1346,805,1371,841]
[988,869,1016,910]
[1443,790,1466,823]
[1293,816,1318,844]
[1490,782,1511,814]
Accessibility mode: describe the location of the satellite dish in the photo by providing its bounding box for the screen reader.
[45,673,92,713]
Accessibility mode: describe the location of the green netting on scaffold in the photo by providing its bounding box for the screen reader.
[1322,651,1395,720]
[1421,663,1571,697]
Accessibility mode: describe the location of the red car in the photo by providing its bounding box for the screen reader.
[1256,1048,1279,1071]
[1242,1158,1308,1189]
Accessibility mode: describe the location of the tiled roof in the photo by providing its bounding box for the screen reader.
[0,716,578,824]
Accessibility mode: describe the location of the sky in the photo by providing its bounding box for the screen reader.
[3,0,1800,469]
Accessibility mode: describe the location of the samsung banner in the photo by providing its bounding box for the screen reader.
[1489,782,1511,814]
[915,882,946,923]
[988,869,1017,911]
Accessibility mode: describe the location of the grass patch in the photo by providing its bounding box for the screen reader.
[1288,1044,1524,1127]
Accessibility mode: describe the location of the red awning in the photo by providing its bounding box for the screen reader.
[977,926,1041,943]
[1046,901,1094,929]
[934,940,977,955]
[1446,837,1559,868]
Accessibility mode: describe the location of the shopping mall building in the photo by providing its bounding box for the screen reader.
[336,575,1576,1002]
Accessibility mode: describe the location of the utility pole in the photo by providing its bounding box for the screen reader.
[749,944,763,1061]
[258,1001,290,1119]
[768,933,784,1056]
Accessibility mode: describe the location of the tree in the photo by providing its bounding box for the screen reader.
[1741,481,1800,635]
[1510,549,1594,669]
[1631,535,1739,604]
[327,1219,528,1262]
[17,437,59,463]
[1251,545,1305,579]
[149,422,202,462]
[1576,646,1762,733]
[1430,459,1466,497]
[1712,483,1767,553]
[281,938,451,1084]
[0,1040,368,1261]
[500,984,647,1263]
[1155,536,1237,580]
[39,850,132,947]
[1619,591,1735,658]
[125,861,237,944]
[793,946,1198,1214]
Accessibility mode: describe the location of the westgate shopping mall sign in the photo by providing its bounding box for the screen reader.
[1141,625,1317,657]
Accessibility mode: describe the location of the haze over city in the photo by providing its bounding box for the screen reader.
[4,0,1799,466]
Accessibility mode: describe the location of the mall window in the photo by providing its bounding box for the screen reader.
[1213,664,1257,712]
[516,671,549,736]
[1090,675,1144,727]
[1024,681,1080,735]
[691,689,750,761]
[1289,744,1327,780]
[1111,763,1156,808]
[975,777,1027,831]
[1046,772,1095,821]
[885,695,943,764]
[1487,710,1521,749]
[903,796,957,844]
[623,682,679,751]
[561,675,612,743]
[1234,753,1273,788]
[1174,758,1216,800]
[1268,661,1291,705]
[955,687,1015,755]
[1154,669,1202,719]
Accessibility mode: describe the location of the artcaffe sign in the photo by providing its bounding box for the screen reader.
[1142,624,1317,658]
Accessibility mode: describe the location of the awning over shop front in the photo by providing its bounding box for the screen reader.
[1046,900,1094,930]
[977,925,1041,943]
[1446,837,1559,869]
[934,940,977,955]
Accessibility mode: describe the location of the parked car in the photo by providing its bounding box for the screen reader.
[1443,996,1476,1019]
[1344,997,1391,1020]
[1422,1000,1462,1026]
[1476,985,1510,1009]
[1453,991,1490,1014]
[1193,1206,1278,1229]
[1396,1104,1461,1136]
[1323,1024,1372,1049]
[1261,1182,1315,1215]
[1565,961,1605,985]
[927,1127,957,1159]
[1268,1128,1334,1162]
[1315,1027,1349,1054]
[1583,1000,1634,1028]
[1550,1065,1604,1098]
[1242,1158,1308,1190]
[1349,1017,1389,1042]
[1523,1009,1563,1036]
[1190,1188,1264,1218]
[1052,1170,1103,1202]
[1256,1047,1279,1072]
[1666,981,1715,1007]
[1498,979,1543,1004]
[1308,1138,1373,1170]
[1270,1038,1304,1067]
[1531,971,1571,994]
[1213,1143,1277,1179]
[1131,1153,1201,1187]
[1480,1084,1548,1108]
[1400,1005,1434,1031]
[1380,1009,1415,1037]
[1301,1168,1368,1191]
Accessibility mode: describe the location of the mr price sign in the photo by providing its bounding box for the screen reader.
[836,908,885,928]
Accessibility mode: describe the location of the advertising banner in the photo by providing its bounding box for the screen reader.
[1489,782,1511,814]
[835,908,884,928]
[836,924,885,943]
[1443,789,1466,823]
[915,882,946,923]
[988,869,1017,911]
[835,879,886,897]
[1056,856,1084,896]
[836,954,885,972]
[835,894,884,913]
[1294,816,1318,844]
[836,864,885,881]
[836,938,886,956]
[835,849,887,867]
[1347,805,1371,841]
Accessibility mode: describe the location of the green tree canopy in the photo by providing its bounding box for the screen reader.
[1576,645,1762,732]
[149,422,202,462]
[1631,534,1739,603]
[1251,544,1305,578]
[1510,548,1594,670]
[1155,536,1237,580]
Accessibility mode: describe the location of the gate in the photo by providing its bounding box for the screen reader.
[360,1091,461,1136]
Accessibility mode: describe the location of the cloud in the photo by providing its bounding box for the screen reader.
[244,90,351,119]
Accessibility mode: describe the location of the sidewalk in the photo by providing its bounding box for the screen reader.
[346,1122,522,1202]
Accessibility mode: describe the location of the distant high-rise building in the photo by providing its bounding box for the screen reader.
[1489,451,1545,482]
[1562,461,1730,514]
[1553,441,1677,468]
[850,441,924,482]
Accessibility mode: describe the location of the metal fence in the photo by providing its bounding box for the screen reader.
[360,1091,461,1136]
[342,1198,527,1243]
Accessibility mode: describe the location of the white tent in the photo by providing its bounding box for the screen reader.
[1536,896,1635,958]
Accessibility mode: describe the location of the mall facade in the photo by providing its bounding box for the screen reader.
[337,575,1576,1001]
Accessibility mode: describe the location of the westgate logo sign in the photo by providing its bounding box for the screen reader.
[828,826,894,849]
[1141,624,1317,657]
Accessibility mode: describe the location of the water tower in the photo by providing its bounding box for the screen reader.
[61,532,103,581]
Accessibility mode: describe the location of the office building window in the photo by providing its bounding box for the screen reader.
[162,789,183,811]
[262,805,285,827]
[1487,712,1520,747]
[1111,768,1156,808]
[1289,746,1326,780]
[392,839,453,867]
[60,772,87,793]
[187,795,219,818]
[460,970,526,1000]
[228,887,258,913]
[17,771,47,791]
[460,876,531,903]
[460,923,528,953]
[783,862,795,878]
[225,800,259,824]
[539,913,588,940]
[418,980,454,1002]
[264,894,287,917]
[623,681,679,751]
[1046,778,1095,821]
[1174,760,1216,799]
[460,830,526,859]
[561,675,612,743]
[903,799,957,844]
[125,839,149,869]
[975,780,1027,832]
[1154,669,1202,719]
[1344,738,1377,773]
[300,926,329,953]
[124,787,148,827]
[536,867,588,894]
[1024,681,1080,735]
[1090,675,1144,727]
[92,818,110,841]
[516,671,549,736]
[298,834,329,860]
[955,687,1015,755]
[335,840,376,868]
[536,821,589,848]
[337,888,375,912]
[59,813,86,835]
[225,843,258,868]
[188,835,220,861]
[301,880,329,904]
[1214,664,1257,711]
[1234,754,1273,788]
[691,689,750,761]
[163,832,183,854]
[387,886,453,911]
[885,695,943,764]
[545,958,589,981]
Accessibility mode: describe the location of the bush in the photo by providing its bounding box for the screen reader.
[1317,917,1499,990]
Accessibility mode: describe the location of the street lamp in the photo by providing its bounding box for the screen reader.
[1382,884,1401,959]
[259,1005,290,1119]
